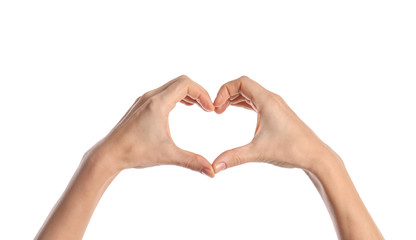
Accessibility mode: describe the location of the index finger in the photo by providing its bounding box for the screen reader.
[159,75,215,112]
[213,76,268,112]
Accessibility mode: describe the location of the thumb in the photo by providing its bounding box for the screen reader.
[212,143,256,174]
[171,147,215,178]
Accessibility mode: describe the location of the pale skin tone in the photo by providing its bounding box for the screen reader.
[35,75,383,240]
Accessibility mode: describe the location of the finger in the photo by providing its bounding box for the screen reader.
[214,99,230,114]
[230,96,257,111]
[212,143,257,174]
[229,95,247,104]
[184,95,197,103]
[182,96,198,105]
[181,96,213,111]
[214,97,256,113]
[172,148,215,178]
[229,93,241,101]
[185,94,214,111]
[230,101,256,111]
[141,79,175,102]
[213,76,267,111]
[160,75,215,112]
[180,99,194,106]
[119,78,179,125]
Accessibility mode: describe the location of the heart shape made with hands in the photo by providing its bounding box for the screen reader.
[103,75,273,179]
[170,93,257,169]
[115,75,297,179]
[169,76,263,177]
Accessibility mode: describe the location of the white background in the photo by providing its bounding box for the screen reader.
[1,0,415,239]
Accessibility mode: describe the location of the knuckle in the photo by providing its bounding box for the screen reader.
[220,83,231,96]
[145,95,161,111]
[135,96,142,103]
[183,155,195,170]
[272,93,284,103]
[238,75,251,82]
[141,91,153,101]
[219,83,227,91]
[230,150,243,166]
[177,74,191,83]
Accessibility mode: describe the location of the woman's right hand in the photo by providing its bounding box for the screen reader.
[86,75,216,177]
[212,76,339,173]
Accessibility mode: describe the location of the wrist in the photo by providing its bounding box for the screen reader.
[306,147,346,179]
[82,145,123,178]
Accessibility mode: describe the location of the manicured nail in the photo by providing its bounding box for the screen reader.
[214,162,226,173]
[201,168,212,177]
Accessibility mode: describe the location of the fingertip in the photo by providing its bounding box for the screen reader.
[201,167,215,178]
[214,101,229,114]
[213,97,222,107]
[214,107,222,114]
[195,155,215,178]
[200,162,215,178]
[213,91,226,107]
[212,144,253,174]
[213,162,227,174]
[204,102,215,112]
[198,95,215,112]
[207,95,216,111]
[208,103,215,111]
[199,103,214,112]
[212,153,228,174]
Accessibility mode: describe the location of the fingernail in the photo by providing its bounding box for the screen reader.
[201,168,212,177]
[214,162,226,173]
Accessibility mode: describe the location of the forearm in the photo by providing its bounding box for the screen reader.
[305,152,383,240]
[35,154,119,240]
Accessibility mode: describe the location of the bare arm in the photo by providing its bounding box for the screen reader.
[35,75,215,240]
[305,151,383,239]
[34,152,119,240]
[211,76,383,240]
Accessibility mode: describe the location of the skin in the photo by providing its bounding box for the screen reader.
[35,76,216,240]
[35,75,383,240]
[211,76,384,240]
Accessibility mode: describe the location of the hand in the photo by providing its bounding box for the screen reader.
[86,75,215,177]
[36,76,383,240]
[211,76,336,173]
